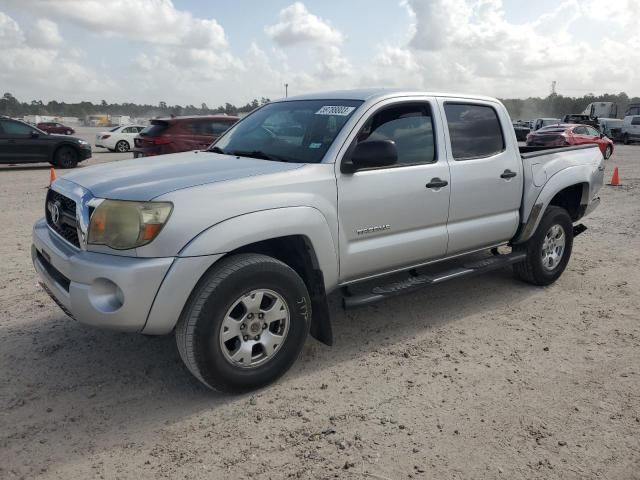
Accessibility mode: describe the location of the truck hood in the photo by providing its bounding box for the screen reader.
[62,151,304,201]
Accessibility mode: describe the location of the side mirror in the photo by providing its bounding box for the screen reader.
[342,139,398,173]
[30,131,39,138]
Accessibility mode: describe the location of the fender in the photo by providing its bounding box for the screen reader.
[178,206,340,291]
[514,164,592,244]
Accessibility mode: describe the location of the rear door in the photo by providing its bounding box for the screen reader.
[437,99,522,255]
[336,98,450,282]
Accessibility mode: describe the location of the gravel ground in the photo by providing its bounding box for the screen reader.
[1,128,639,479]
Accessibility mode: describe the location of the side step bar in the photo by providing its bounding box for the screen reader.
[342,251,527,309]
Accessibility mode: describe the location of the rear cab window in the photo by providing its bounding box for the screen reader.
[632,116,640,126]
[443,103,505,160]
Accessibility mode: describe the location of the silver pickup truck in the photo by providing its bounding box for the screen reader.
[32,89,604,392]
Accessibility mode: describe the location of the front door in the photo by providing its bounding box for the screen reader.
[437,99,522,255]
[0,119,48,162]
[336,99,450,283]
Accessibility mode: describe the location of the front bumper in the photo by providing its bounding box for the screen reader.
[32,218,174,332]
[79,145,92,161]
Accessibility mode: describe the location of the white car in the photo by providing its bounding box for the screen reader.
[95,125,145,152]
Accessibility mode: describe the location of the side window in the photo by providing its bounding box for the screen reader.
[204,121,231,135]
[355,103,436,165]
[573,126,587,135]
[183,122,202,135]
[0,120,35,135]
[444,103,505,160]
[586,126,600,136]
[632,117,640,126]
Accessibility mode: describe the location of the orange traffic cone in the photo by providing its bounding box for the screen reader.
[49,167,57,185]
[608,167,620,186]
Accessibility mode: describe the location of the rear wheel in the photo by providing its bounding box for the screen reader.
[115,140,130,152]
[623,134,630,145]
[65,129,72,135]
[54,146,79,168]
[513,206,573,286]
[176,253,311,393]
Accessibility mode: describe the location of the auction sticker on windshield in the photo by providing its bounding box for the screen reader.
[315,106,356,116]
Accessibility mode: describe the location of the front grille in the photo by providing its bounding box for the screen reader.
[46,189,80,248]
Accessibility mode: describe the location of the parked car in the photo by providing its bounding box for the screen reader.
[32,89,604,392]
[526,123,613,158]
[562,114,599,129]
[532,118,561,131]
[133,115,238,157]
[95,125,145,152]
[0,116,91,167]
[512,121,531,141]
[622,115,640,144]
[598,118,624,142]
[37,122,75,135]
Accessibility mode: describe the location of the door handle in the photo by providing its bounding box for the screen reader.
[426,178,448,189]
[500,169,517,179]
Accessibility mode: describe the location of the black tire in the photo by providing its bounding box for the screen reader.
[65,129,72,135]
[513,206,573,286]
[176,253,311,393]
[115,140,130,152]
[604,145,612,159]
[54,146,79,168]
[623,134,630,145]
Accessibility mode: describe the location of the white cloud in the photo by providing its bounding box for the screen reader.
[265,2,343,46]
[0,11,109,99]
[0,10,23,46]
[266,3,352,81]
[27,19,63,48]
[6,0,227,48]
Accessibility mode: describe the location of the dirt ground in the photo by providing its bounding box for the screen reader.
[1,128,639,479]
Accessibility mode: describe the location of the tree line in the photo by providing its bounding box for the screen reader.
[0,93,271,118]
[1,91,639,121]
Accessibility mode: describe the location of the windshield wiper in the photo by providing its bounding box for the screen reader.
[208,146,227,154]
[228,150,289,162]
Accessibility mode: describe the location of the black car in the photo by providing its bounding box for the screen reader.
[0,116,91,168]
[562,114,599,129]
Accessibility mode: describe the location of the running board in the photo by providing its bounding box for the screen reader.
[342,251,527,309]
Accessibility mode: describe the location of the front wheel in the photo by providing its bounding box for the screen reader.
[65,129,72,135]
[513,206,573,286]
[604,145,612,159]
[176,253,311,393]
[54,146,79,168]
[623,134,630,145]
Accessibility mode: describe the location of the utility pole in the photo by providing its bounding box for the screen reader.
[551,80,557,95]
[285,83,289,98]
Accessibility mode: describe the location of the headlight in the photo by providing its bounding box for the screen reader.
[77,139,89,145]
[88,200,172,250]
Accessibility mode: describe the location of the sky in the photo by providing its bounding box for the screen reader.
[0,0,638,106]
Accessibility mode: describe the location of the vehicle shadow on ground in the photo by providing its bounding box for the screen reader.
[2,268,537,472]
[0,164,52,171]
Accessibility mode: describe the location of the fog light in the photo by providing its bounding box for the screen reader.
[88,278,124,313]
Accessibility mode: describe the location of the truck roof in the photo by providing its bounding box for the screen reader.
[280,88,499,104]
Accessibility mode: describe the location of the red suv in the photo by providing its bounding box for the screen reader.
[133,115,239,157]
[36,122,75,135]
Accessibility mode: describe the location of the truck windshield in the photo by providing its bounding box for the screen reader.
[211,99,363,163]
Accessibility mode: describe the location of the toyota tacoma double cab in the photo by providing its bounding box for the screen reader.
[32,89,604,392]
